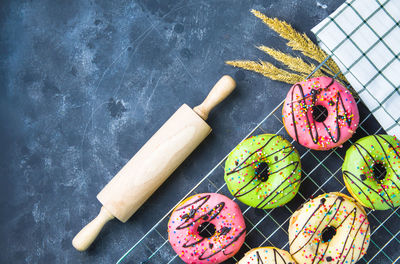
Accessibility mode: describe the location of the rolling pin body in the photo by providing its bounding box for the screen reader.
[73,75,236,251]
[97,104,211,222]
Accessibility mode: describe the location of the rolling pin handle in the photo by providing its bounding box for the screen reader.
[194,75,236,120]
[72,206,114,251]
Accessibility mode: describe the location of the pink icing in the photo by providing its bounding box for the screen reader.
[168,193,246,264]
[282,76,359,150]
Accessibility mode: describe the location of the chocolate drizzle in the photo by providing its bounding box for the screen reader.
[343,135,400,210]
[181,208,196,220]
[176,195,210,229]
[256,251,264,264]
[174,194,246,260]
[274,248,290,264]
[198,229,246,260]
[290,195,369,264]
[227,135,301,208]
[254,248,291,264]
[289,78,353,145]
[219,226,231,236]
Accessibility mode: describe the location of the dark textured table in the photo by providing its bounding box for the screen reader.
[1,1,345,263]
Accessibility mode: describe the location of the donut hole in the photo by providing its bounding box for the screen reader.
[197,222,216,238]
[321,226,337,243]
[255,162,270,182]
[372,162,387,183]
[311,105,328,123]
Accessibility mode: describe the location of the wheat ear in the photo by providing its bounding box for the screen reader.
[252,10,346,79]
[226,60,306,84]
[257,45,323,76]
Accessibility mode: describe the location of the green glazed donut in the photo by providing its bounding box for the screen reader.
[224,134,301,209]
[343,134,400,210]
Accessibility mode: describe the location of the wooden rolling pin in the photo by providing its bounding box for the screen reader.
[72,75,236,251]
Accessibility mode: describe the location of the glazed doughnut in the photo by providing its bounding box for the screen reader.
[168,193,246,264]
[289,192,370,264]
[238,247,296,264]
[343,134,400,210]
[224,134,301,209]
[282,76,359,150]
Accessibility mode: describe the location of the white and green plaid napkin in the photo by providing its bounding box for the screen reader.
[312,0,400,137]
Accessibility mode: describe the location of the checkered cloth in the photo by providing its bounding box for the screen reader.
[312,0,400,137]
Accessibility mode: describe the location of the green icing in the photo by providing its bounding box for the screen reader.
[342,134,400,210]
[224,134,301,209]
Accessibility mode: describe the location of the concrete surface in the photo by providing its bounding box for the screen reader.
[0,0,348,263]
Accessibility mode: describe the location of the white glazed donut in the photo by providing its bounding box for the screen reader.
[288,192,370,264]
[238,247,296,264]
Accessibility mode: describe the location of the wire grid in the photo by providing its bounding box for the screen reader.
[117,58,400,264]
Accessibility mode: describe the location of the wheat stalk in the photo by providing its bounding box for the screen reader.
[251,9,342,77]
[257,45,322,76]
[251,10,325,61]
[226,60,306,84]
[225,9,357,97]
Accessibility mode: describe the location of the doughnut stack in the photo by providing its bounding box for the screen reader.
[166,76,398,264]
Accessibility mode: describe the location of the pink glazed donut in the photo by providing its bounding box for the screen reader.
[168,193,246,264]
[282,76,359,150]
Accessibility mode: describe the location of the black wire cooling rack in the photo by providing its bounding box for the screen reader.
[116,58,400,264]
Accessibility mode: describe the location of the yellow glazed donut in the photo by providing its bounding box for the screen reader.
[238,247,296,264]
[288,192,370,264]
